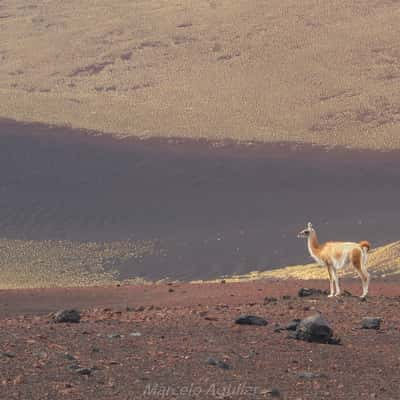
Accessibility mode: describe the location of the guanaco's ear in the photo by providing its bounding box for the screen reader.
[307,222,313,229]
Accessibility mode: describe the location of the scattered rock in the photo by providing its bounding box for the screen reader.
[264,296,278,304]
[198,311,208,317]
[265,387,282,398]
[177,22,193,28]
[220,279,226,284]
[282,295,291,300]
[76,368,92,376]
[362,317,382,329]
[107,333,122,339]
[274,319,301,333]
[294,314,340,344]
[53,309,81,323]
[206,357,231,370]
[168,288,175,293]
[120,51,132,61]
[342,290,353,297]
[64,353,76,361]
[298,288,327,297]
[286,319,301,331]
[260,388,282,399]
[297,371,328,380]
[1,351,16,358]
[235,315,268,326]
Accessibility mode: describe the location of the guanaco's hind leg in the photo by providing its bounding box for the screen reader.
[363,252,370,295]
[351,248,370,298]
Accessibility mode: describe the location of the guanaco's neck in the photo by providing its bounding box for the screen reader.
[307,230,321,258]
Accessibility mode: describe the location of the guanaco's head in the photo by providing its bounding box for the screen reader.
[297,222,314,239]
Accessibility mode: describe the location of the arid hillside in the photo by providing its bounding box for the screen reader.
[1,0,400,149]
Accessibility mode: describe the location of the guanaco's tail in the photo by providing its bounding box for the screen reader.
[359,240,371,252]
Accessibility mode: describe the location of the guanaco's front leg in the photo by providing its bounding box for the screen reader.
[326,264,335,297]
[331,267,341,296]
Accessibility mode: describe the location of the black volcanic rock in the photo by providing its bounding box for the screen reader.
[53,309,81,323]
[206,357,231,370]
[285,319,301,331]
[295,314,340,344]
[235,315,268,326]
[362,317,382,329]
[298,288,327,297]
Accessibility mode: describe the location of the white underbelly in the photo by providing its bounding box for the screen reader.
[332,254,350,270]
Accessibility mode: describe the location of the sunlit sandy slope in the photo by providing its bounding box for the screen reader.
[214,241,400,282]
[1,0,400,149]
[0,239,399,289]
[0,239,155,289]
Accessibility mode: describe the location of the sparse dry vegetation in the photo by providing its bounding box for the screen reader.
[0,238,155,289]
[1,0,400,149]
[1,239,399,288]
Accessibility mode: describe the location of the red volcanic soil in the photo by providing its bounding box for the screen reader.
[1,279,400,400]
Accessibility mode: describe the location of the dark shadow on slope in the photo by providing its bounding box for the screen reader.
[1,118,400,280]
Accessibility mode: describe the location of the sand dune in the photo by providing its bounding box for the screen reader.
[1,0,400,149]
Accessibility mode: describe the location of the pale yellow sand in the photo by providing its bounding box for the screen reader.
[0,238,155,289]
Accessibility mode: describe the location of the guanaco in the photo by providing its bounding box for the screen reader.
[297,222,371,298]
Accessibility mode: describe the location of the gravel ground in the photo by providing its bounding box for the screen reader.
[0,279,399,399]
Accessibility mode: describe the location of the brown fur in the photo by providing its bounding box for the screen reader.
[351,247,369,289]
[308,234,371,262]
